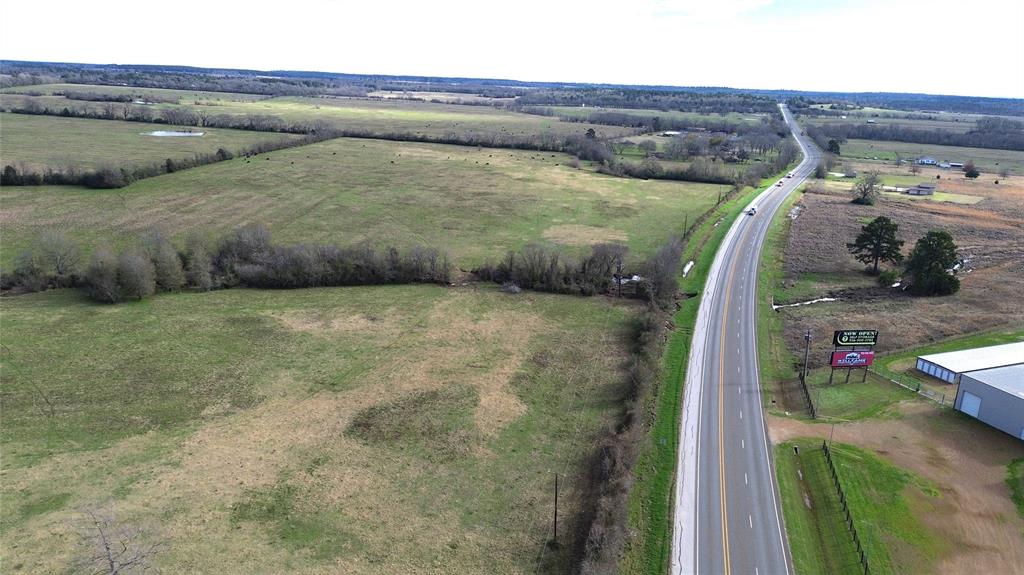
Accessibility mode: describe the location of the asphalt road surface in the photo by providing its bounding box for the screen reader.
[671,104,821,575]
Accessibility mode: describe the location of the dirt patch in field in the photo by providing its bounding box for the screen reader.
[271,311,396,335]
[543,224,628,246]
[769,401,1024,574]
[422,294,543,436]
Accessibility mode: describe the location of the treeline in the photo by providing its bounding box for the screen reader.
[6,98,320,134]
[518,88,780,115]
[787,94,1024,118]
[517,105,787,136]
[808,121,1024,152]
[1,134,325,189]
[472,238,682,305]
[3,225,451,302]
[576,238,683,572]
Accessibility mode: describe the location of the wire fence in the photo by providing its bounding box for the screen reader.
[821,441,870,575]
[798,372,816,419]
[868,368,951,407]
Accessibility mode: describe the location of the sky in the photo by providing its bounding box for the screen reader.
[2,0,1022,98]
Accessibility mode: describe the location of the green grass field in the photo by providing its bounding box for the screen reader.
[546,106,766,125]
[776,439,941,575]
[839,139,1024,175]
[0,112,300,172]
[1,85,637,140]
[801,111,978,134]
[0,136,726,268]
[0,284,637,573]
[806,369,918,421]
[1,82,268,101]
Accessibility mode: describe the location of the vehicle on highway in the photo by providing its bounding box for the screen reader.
[776,181,783,186]
[786,172,794,178]
[747,206,757,215]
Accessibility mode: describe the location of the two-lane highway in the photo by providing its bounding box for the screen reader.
[672,105,820,574]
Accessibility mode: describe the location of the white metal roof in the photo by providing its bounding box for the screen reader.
[918,341,1024,374]
[962,364,1024,399]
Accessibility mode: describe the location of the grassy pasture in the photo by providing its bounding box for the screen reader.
[801,111,978,133]
[367,90,515,104]
[0,284,636,573]
[0,112,300,172]
[0,86,638,140]
[546,105,766,125]
[1,82,268,103]
[0,136,726,267]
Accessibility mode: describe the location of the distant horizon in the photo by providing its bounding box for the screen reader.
[4,58,1023,103]
[1,0,1021,100]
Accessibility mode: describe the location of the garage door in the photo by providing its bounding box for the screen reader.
[961,391,982,418]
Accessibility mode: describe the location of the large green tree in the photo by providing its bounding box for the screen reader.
[847,216,903,274]
[906,230,960,296]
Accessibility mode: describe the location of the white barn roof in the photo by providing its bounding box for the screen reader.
[918,342,1024,374]
[963,365,1024,399]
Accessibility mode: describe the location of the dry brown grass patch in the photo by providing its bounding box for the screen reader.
[543,224,628,247]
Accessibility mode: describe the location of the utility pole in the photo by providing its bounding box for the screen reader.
[802,329,812,383]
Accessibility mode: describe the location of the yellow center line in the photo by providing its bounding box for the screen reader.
[718,215,759,575]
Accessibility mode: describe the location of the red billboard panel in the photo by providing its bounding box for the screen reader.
[830,350,875,368]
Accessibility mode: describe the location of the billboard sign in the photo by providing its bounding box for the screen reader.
[830,350,875,368]
[833,329,878,347]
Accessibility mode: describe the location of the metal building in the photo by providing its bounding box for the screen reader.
[915,342,1024,383]
[954,365,1024,440]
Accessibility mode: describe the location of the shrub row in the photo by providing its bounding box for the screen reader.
[1,134,327,189]
[579,238,684,573]
[3,225,451,303]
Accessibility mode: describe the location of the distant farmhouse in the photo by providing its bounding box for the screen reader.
[916,157,964,169]
[906,182,937,195]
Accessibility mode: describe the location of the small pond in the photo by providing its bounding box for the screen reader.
[143,131,205,137]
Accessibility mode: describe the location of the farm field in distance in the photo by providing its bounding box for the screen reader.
[0,84,638,140]
[543,105,768,124]
[1,284,635,573]
[0,136,726,267]
[835,139,1024,175]
[0,112,301,173]
[0,82,269,103]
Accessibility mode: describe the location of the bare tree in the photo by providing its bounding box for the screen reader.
[909,162,921,175]
[117,251,156,300]
[85,247,121,303]
[852,171,882,205]
[184,235,213,291]
[35,230,82,283]
[76,507,163,575]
